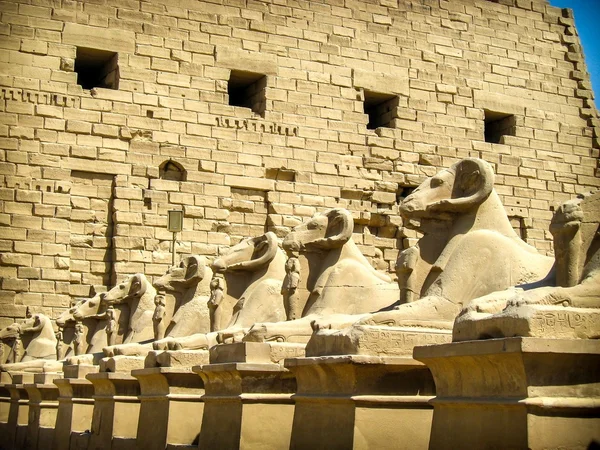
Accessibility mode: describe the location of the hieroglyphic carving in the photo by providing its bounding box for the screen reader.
[4,176,71,193]
[355,327,450,355]
[0,87,80,108]
[267,343,306,362]
[530,310,600,335]
[215,116,298,136]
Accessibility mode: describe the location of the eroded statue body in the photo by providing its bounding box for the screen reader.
[305,158,556,356]
[104,256,212,356]
[154,232,288,350]
[454,190,600,341]
[243,208,400,344]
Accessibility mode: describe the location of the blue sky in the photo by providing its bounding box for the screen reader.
[549,0,600,98]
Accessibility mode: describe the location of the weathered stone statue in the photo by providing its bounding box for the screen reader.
[154,232,288,350]
[154,255,213,338]
[95,305,118,346]
[0,323,22,364]
[243,208,399,344]
[152,294,167,340]
[215,231,287,342]
[359,158,554,327]
[55,328,64,360]
[284,255,301,320]
[14,313,57,362]
[208,275,225,332]
[306,158,556,356]
[0,313,58,372]
[68,293,112,356]
[72,322,84,356]
[102,274,157,344]
[106,255,213,356]
[454,190,600,341]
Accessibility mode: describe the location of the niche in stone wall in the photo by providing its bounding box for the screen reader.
[484,110,516,144]
[228,70,267,116]
[363,90,399,130]
[265,168,296,182]
[75,47,119,90]
[69,171,116,297]
[159,160,186,181]
[508,216,528,241]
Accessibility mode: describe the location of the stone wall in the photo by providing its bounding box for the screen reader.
[0,0,598,324]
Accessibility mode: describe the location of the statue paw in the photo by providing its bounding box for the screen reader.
[153,337,174,351]
[357,312,397,327]
[310,319,331,332]
[172,342,184,351]
[243,323,268,342]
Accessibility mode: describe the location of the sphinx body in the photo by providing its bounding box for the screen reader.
[0,313,62,373]
[154,232,288,350]
[352,158,554,328]
[305,158,556,356]
[105,256,213,356]
[454,190,600,341]
[0,322,22,364]
[102,273,157,344]
[214,231,287,342]
[242,208,400,344]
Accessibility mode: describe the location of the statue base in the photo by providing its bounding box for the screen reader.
[306,324,452,357]
[144,349,209,368]
[210,341,305,364]
[454,304,600,341]
[132,366,205,450]
[0,381,9,446]
[99,355,146,373]
[4,373,35,450]
[53,364,98,450]
[414,337,600,449]
[86,371,141,450]
[23,372,61,450]
[192,342,297,449]
[284,355,435,449]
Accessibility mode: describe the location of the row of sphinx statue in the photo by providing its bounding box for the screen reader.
[1,157,598,372]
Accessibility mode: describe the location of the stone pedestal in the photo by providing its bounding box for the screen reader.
[193,342,297,450]
[5,372,34,450]
[52,364,98,450]
[23,372,61,450]
[306,324,452,357]
[131,350,209,450]
[0,374,12,446]
[285,355,435,450]
[86,371,141,450]
[414,337,600,450]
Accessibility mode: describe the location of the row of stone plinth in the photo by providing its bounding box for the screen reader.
[1,337,599,450]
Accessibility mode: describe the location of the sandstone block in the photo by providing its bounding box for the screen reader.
[353,68,409,96]
[216,47,278,75]
[63,23,135,53]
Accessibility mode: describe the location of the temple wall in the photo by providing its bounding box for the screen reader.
[0,0,598,324]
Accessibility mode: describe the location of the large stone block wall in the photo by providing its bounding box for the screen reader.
[0,0,598,324]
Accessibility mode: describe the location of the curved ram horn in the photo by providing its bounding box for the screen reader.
[430,158,495,212]
[185,255,207,281]
[313,208,354,248]
[131,274,147,297]
[239,232,279,270]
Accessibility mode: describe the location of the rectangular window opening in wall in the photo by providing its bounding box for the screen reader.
[484,110,516,144]
[228,70,267,116]
[75,47,119,90]
[363,90,399,130]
